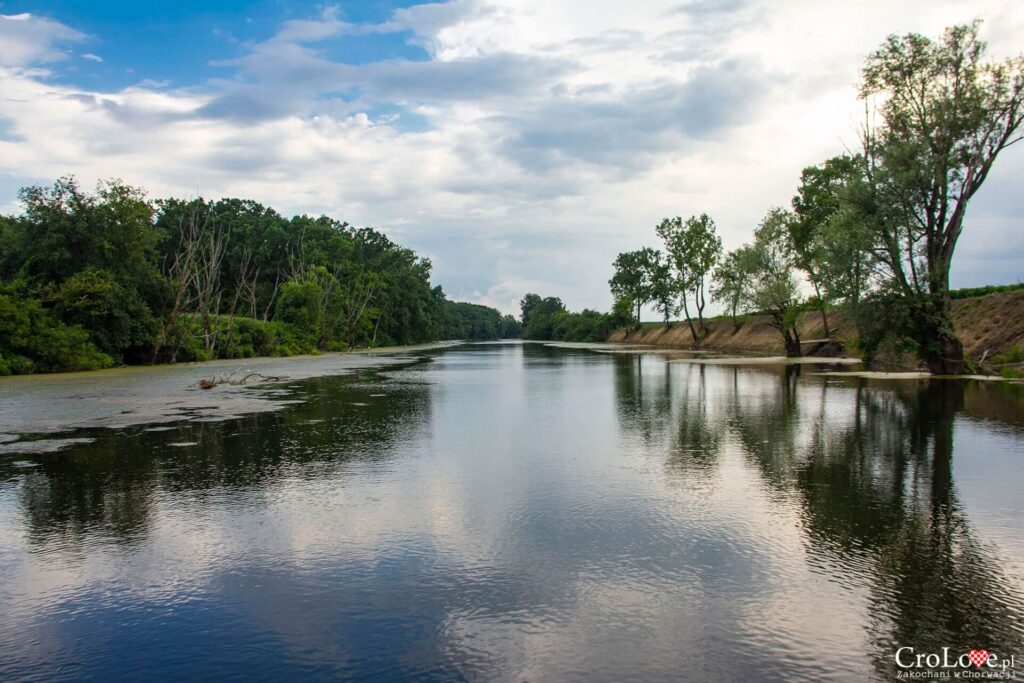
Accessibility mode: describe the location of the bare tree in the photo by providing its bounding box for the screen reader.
[192,217,227,357]
[152,203,205,362]
[236,245,261,319]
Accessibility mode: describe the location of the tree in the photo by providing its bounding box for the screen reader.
[609,248,657,328]
[520,293,543,329]
[14,177,162,362]
[745,209,804,357]
[790,155,878,329]
[645,250,677,325]
[711,246,757,328]
[859,21,1024,373]
[520,295,567,340]
[656,214,722,341]
[790,156,847,334]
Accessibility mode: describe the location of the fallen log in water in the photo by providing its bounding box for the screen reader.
[195,370,287,389]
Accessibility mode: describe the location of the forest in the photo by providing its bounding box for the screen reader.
[0,180,519,375]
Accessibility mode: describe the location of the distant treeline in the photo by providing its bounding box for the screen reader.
[949,283,1024,300]
[0,177,519,375]
[517,293,630,343]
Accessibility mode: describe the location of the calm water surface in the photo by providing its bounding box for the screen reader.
[1,342,1023,681]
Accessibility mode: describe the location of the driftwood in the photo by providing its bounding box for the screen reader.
[195,369,287,389]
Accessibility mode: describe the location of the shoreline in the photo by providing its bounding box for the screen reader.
[591,340,1022,382]
[0,340,466,383]
[0,340,465,453]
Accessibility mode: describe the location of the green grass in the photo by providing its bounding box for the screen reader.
[950,283,1024,299]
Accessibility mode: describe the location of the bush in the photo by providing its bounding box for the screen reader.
[164,313,317,362]
[0,292,113,374]
[52,267,158,361]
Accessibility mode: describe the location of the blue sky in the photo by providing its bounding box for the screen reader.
[3,1,430,90]
[1,1,1023,314]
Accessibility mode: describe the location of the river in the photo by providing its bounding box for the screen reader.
[1,341,1022,681]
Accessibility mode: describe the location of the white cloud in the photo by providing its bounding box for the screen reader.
[81,52,103,63]
[0,13,86,67]
[1,1,1023,314]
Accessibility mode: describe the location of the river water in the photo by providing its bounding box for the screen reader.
[1,342,1023,681]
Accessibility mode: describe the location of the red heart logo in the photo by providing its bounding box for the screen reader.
[967,649,989,668]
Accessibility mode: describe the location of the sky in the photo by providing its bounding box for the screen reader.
[1,0,1022,315]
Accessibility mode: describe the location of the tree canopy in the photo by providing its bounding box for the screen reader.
[0,177,516,374]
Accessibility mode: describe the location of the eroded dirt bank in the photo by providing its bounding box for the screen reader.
[608,289,1024,360]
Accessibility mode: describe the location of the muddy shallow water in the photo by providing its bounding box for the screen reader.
[1,342,1022,681]
[0,343,458,450]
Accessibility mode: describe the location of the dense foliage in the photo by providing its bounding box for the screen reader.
[0,178,514,374]
[519,293,629,342]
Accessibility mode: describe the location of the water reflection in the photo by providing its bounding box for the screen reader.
[1,345,1022,682]
[7,367,435,551]
[611,355,1024,679]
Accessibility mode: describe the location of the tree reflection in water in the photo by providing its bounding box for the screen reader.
[613,356,1024,678]
[6,369,435,552]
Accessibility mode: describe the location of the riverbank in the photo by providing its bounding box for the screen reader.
[608,289,1024,366]
[0,341,462,452]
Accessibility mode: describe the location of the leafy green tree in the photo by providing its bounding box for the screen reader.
[13,178,162,361]
[52,267,156,361]
[0,214,20,281]
[519,293,543,330]
[790,155,878,331]
[275,276,325,348]
[440,300,509,340]
[711,246,757,328]
[499,314,523,338]
[0,289,112,374]
[656,214,722,340]
[744,209,804,356]
[645,250,677,325]
[520,295,568,340]
[858,21,1024,373]
[609,248,657,328]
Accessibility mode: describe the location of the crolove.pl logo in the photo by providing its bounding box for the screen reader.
[895,647,1017,679]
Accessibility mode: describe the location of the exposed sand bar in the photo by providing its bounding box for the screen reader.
[669,355,862,365]
[0,342,461,450]
[813,370,1020,381]
[538,341,718,355]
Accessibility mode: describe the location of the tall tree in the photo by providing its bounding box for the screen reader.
[520,293,543,329]
[745,209,804,357]
[859,21,1024,373]
[645,250,677,325]
[656,214,722,341]
[711,246,757,329]
[609,248,657,328]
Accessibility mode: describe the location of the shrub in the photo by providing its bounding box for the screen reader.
[52,267,158,361]
[949,283,1024,300]
[0,292,113,373]
[163,313,317,362]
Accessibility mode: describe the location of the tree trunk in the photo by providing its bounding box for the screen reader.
[811,280,830,337]
[680,296,698,343]
[920,319,965,374]
[916,293,964,374]
[776,308,802,357]
[783,327,802,357]
[695,285,708,337]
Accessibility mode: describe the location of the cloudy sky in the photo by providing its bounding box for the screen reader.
[1,1,1022,314]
